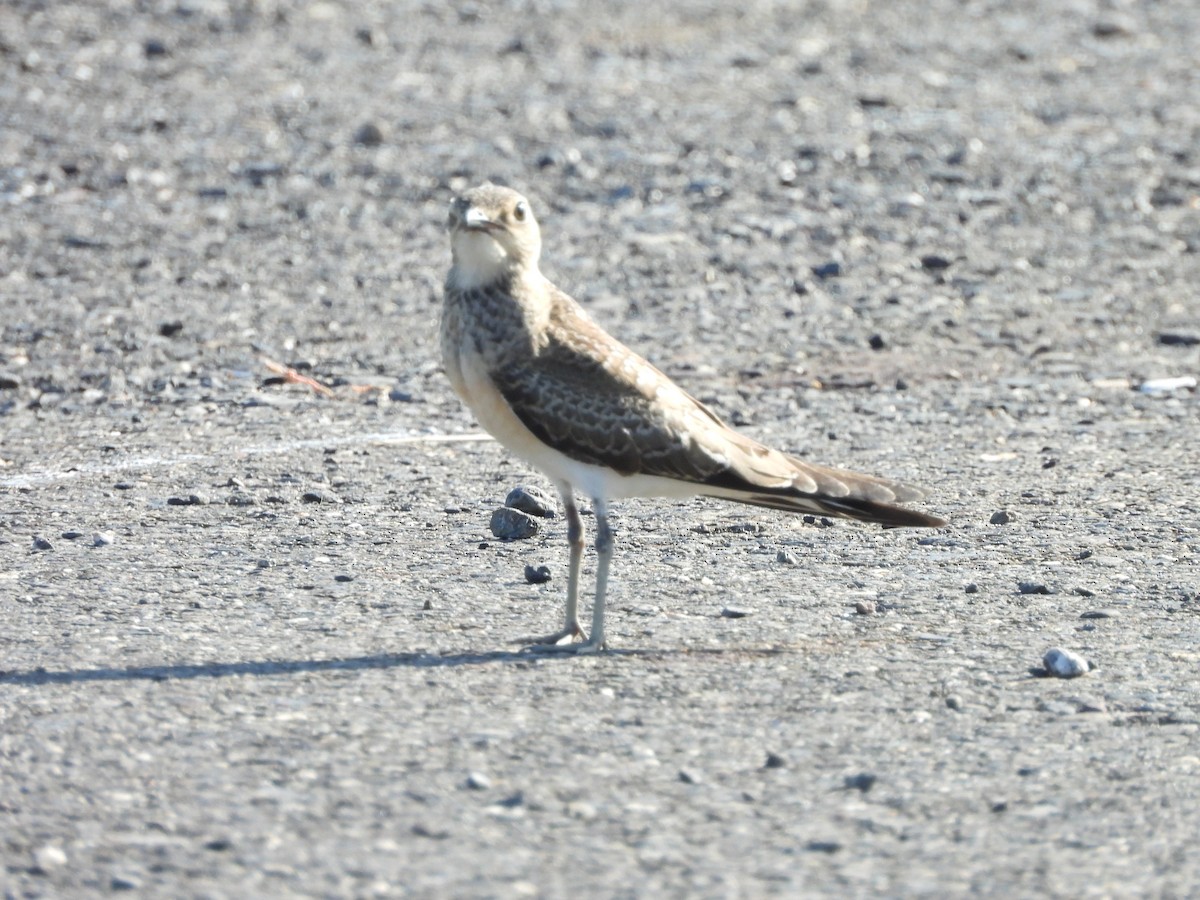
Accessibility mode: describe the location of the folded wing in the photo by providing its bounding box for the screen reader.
[492,291,944,528]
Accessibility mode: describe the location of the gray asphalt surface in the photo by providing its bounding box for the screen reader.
[3,1,1199,897]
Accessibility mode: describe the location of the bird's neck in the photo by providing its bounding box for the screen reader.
[450,232,542,293]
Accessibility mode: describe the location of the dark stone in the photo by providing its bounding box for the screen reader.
[524,564,551,584]
[1157,332,1200,347]
[353,122,384,147]
[843,772,877,793]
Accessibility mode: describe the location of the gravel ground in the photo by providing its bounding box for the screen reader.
[3,0,1199,896]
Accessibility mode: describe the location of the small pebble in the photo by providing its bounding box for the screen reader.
[1018,582,1055,595]
[496,791,524,809]
[1080,608,1119,619]
[989,510,1013,525]
[422,599,433,610]
[763,752,788,770]
[465,772,491,790]
[92,531,115,547]
[720,606,752,618]
[524,564,551,584]
[61,530,85,540]
[166,494,205,506]
[32,536,53,551]
[920,253,953,270]
[1073,586,1096,597]
[776,549,798,565]
[1138,375,1197,394]
[505,485,557,518]
[868,333,886,351]
[854,600,877,615]
[352,122,384,146]
[33,845,67,872]
[334,574,354,583]
[806,841,842,854]
[678,768,703,785]
[490,507,539,540]
[811,261,841,279]
[1157,332,1200,347]
[566,800,597,820]
[945,695,964,711]
[110,874,141,891]
[411,823,451,840]
[843,772,877,793]
[1092,16,1136,38]
[301,490,337,504]
[1043,647,1090,678]
[964,583,979,594]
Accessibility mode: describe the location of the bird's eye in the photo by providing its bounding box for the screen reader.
[513,201,527,222]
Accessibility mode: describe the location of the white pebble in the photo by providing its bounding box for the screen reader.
[1138,375,1196,394]
[1043,647,1090,678]
[33,844,67,871]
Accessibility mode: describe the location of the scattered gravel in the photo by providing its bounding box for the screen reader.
[3,1,1198,896]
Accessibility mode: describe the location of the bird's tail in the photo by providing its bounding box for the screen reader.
[710,488,947,528]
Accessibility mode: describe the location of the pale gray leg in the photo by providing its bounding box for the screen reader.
[521,484,585,646]
[574,497,612,653]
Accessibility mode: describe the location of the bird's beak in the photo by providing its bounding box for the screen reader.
[463,207,495,232]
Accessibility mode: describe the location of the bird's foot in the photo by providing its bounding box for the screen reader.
[516,623,584,647]
[572,637,606,655]
[517,627,608,654]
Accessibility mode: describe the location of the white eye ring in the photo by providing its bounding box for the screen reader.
[513,201,527,222]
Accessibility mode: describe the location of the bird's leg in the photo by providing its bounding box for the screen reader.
[574,498,612,653]
[520,485,585,646]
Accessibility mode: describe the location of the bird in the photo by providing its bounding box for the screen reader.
[440,182,946,652]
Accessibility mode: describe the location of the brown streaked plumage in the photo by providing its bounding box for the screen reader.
[441,183,945,652]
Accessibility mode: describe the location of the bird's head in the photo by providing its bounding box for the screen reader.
[447,183,542,289]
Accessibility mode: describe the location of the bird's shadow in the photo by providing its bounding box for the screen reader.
[0,646,683,687]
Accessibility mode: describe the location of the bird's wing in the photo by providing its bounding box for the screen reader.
[492,290,942,526]
[491,292,729,482]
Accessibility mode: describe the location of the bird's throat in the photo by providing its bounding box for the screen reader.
[451,231,512,291]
